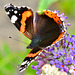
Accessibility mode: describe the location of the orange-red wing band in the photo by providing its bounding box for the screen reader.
[27,50,41,58]
[43,10,62,25]
[52,32,65,45]
[20,11,32,39]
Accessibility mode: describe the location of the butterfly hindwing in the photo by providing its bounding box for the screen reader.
[19,47,41,72]
[5,4,34,39]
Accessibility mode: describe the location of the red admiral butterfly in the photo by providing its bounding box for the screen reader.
[5,4,66,72]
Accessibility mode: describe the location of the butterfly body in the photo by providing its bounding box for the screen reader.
[5,4,65,72]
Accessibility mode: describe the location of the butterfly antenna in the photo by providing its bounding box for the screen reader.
[9,36,28,45]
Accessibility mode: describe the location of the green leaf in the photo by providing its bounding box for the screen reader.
[0,53,16,69]
[2,42,11,55]
[38,0,58,14]
[17,48,31,67]
[26,61,37,75]
[58,0,75,16]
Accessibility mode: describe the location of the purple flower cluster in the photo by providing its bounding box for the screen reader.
[31,33,75,75]
[31,10,75,75]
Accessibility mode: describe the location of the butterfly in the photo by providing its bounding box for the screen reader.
[5,4,66,72]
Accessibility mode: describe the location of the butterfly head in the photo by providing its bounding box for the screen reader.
[27,36,41,48]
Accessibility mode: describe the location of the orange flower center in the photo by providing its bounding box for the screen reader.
[45,59,47,61]
[61,65,63,67]
[56,54,58,56]
[68,60,70,62]
[71,48,73,50]
[73,69,75,71]
[54,63,56,65]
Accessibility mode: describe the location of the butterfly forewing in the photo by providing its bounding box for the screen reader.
[5,4,34,40]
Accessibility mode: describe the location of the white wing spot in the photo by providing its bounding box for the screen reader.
[14,10,18,14]
[19,68,26,72]
[6,12,10,15]
[11,15,18,23]
[12,9,13,11]
[21,61,27,65]
[19,14,21,16]
[9,10,11,11]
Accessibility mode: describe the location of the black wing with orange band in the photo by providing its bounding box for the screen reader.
[19,47,42,72]
[5,4,34,40]
[34,10,65,47]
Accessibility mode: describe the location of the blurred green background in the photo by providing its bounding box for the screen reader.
[0,0,75,75]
